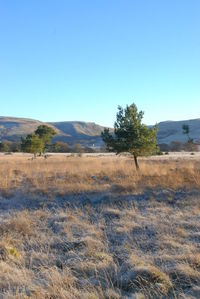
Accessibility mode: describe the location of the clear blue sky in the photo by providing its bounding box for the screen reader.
[0,0,199,127]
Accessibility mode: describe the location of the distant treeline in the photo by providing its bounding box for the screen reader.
[0,140,106,153]
[0,139,199,153]
[159,141,199,152]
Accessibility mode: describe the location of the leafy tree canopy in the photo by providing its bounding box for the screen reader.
[0,141,9,152]
[182,124,193,143]
[35,125,56,146]
[21,125,56,157]
[21,134,44,157]
[101,103,158,169]
[182,124,189,135]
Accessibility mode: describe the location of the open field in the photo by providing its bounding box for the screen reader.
[0,152,200,197]
[0,154,199,298]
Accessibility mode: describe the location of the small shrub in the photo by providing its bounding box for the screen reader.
[8,247,20,258]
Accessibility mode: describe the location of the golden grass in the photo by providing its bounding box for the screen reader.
[0,154,200,197]
[0,154,199,298]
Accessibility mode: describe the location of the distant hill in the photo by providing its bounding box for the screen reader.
[0,117,106,147]
[0,117,44,141]
[49,121,106,146]
[157,118,200,144]
[0,116,199,147]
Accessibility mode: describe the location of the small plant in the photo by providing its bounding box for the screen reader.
[8,247,20,258]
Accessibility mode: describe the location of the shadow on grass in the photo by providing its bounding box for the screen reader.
[0,187,199,214]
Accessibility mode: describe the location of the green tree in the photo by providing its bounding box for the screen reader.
[0,141,9,152]
[21,125,56,157]
[101,103,158,170]
[21,125,57,156]
[35,125,56,151]
[21,134,44,157]
[182,124,193,142]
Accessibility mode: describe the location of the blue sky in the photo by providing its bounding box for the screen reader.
[0,0,199,127]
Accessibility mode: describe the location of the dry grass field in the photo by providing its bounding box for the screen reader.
[0,153,199,298]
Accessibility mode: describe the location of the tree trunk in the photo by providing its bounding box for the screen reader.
[134,155,139,170]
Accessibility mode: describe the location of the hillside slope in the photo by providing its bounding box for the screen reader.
[50,121,105,146]
[0,117,106,146]
[0,116,199,146]
[157,118,200,144]
[0,117,44,141]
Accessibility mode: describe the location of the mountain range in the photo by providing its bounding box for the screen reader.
[0,116,200,147]
[0,117,105,147]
